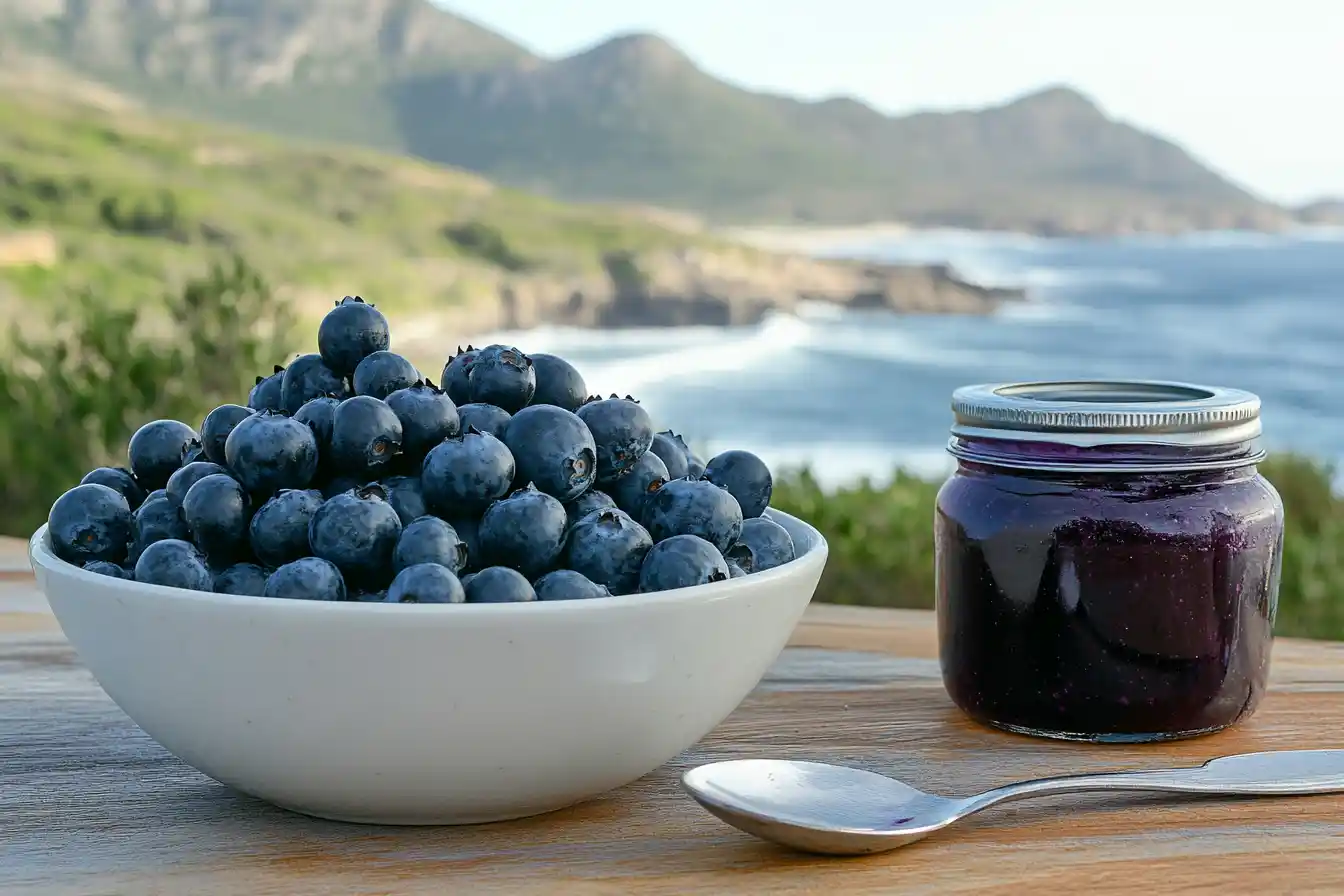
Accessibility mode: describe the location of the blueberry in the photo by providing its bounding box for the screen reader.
[607,450,670,520]
[249,488,324,567]
[467,344,535,412]
[420,429,515,516]
[386,380,460,461]
[354,350,420,400]
[201,404,255,466]
[638,534,729,593]
[330,395,403,479]
[576,396,653,482]
[393,515,468,574]
[128,419,199,490]
[322,475,363,499]
[456,402,511,439]
[134,538,214,591]
[165,461,229,507]
[533,569,610,601]
[308,484,403,589]
[459,572,477,590]
[181,440,206,466]
[447,516,480,572]
[640,477,743,553]
[80,467,145,511]
[380,475,427,526]
[464,566,536,603]
[318,295,390,377]
[702,450,773,519]
[182,474,251,562]
[294,395,341,464]
[84,560,131,579]
[48,483,133,566]
[563,507,653,596]
[214,562,270,596]
[686,455,706,479]
[264,556,346,601]
[726,517,796,573]
[248,364,286,412]
[477,484,566,579]
[130,489,190,562]
[649,430,692,481]
[225,410,320,497]
[564,488,616,530]
[281,353,349,415]
[529,353,587,412]
[727,561,748,578]
[386,563,465,604]
[440,345,479,406]
[502,405,597,502]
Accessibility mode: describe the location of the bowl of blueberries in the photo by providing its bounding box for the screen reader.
[28,296,828,825]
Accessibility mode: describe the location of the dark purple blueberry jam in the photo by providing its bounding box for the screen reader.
[936,448,1284,742]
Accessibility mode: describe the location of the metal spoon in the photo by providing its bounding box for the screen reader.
[682,749,1344,856]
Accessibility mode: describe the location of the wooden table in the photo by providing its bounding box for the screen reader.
[4,540,1344,894]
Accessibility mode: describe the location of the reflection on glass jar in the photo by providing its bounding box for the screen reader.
[935,380,1284,742]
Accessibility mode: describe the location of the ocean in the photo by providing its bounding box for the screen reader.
[478,227,1344,488]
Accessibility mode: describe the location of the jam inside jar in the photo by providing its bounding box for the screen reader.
[935,380,1285,742]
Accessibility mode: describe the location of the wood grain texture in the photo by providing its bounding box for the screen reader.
[3,559,1344,895]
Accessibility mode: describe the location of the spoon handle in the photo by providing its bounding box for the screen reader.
[963,749,1344,815]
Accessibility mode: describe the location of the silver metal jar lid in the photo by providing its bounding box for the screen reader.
[949,380,1263,448]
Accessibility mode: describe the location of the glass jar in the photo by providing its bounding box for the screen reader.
[935,380,1284,743]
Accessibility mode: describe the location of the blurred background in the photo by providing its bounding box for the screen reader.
[1,0,1342,632]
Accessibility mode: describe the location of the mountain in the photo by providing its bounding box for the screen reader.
[0,0,1290,234]
[1296,198,1344,225]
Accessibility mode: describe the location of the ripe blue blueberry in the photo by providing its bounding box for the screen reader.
[467,344,535,412]
[201,404,255,466]
[318,295,390,377]
[533,569,611,601]
[129,489,191,563]
[563,507,653,596]
[84,560,132,579]
[459,572,477,590]
[323,475,362,499]
[181,439,206,466]
[249,488,324,567]
[385,380,460,460]
[726,517,795,573]
[456,402,511,439]
[330,395,403,479]
[440,345,479,406]
[380,474,428,526]
[464,566,536,603]
[702,449,773,519]
[446,516,480,572]
[686,455,706,479]
[353,350,419,400]
[638,534,729,593]
[134,538,214,591]
[80,466,145,511]
[225,410,320,497]
[564,488,616,531]
[529,353,588,412]
[477,484,567,579]
[393,515,469,574]
[607,450,669,520]
[128,419,199,490]
[308,484,403,589]
[248,364,286,412]
[182,473,252,562]
[214,562,270,596]
[264,556,347,601]
[281,353,349,415]
[502,405,597,502]
[386,563,465,604]
[294,395,342,465]
[48,483,133,566]
[640,477,743,553]
[649,430,692,481]
[727,561,748,578]
[576,395,653,482]
[166,461,228,507]
[421,429,515,516]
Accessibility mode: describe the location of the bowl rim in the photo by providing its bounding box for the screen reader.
[29,508,828,616]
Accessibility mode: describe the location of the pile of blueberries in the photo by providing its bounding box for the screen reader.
[46,297,796,603]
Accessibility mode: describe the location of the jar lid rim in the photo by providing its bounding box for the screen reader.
[950,379,1262,446]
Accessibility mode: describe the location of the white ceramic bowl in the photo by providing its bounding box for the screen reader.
[29,509,827,825]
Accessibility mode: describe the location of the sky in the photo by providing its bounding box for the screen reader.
[438,0,1344,204]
